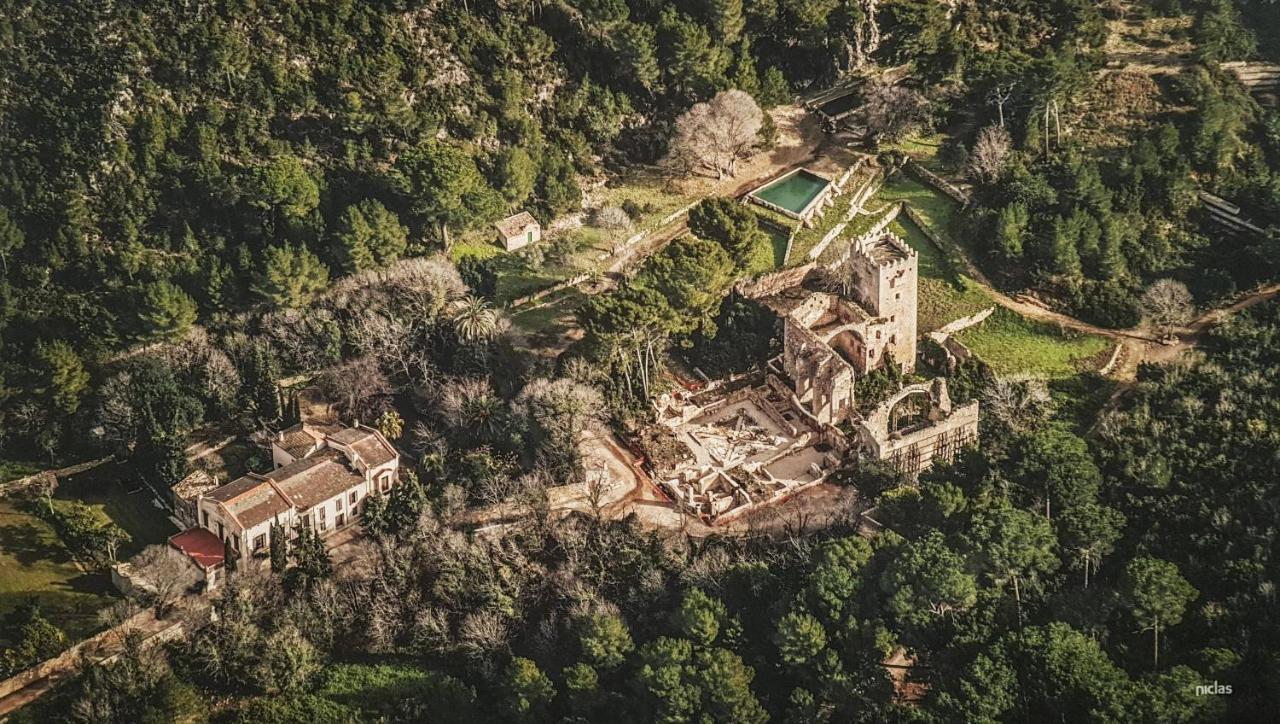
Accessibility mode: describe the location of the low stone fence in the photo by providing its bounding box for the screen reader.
[938,307,995,335]
[0,607,160,702]
[0,456,112,499]
[1098,342,1125,378]
[905,159,969,205]
[508,273,591,309]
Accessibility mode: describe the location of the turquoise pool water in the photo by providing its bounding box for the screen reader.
[751,170,831,216]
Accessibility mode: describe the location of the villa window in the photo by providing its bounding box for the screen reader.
[253,534,266,551]
[317,507,327,531]
[335,499,342,513]
[201,511,209,528]
[349,491,358,505]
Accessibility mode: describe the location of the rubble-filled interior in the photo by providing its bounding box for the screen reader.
[652,230,980,524]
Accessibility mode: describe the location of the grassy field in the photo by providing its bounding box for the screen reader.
[877,173,959,236]
[958,309,1111,378]
[452,172,697,306]
[883,132,957,176]
[889,210,1110,379]
[54,461,177,561]
[0,498,115,645]
[508,288,589,352]
[0,461,176,644]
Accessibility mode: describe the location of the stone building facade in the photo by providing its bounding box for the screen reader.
[855,378,979,474]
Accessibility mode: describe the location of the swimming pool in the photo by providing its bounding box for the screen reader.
[747,169,833,219]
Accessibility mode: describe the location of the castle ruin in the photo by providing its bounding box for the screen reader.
[652,229,979,523]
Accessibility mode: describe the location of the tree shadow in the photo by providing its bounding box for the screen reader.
[0,514,71,567]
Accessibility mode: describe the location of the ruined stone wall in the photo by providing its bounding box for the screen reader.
[857,379,979,474]
[783,317,857,426]
[875,401,979,475]
[736,263,816,299]
[846,235,918,373]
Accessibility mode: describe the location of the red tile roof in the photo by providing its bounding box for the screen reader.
[169,528,225,570]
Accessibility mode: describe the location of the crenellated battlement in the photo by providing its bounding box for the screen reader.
[850,230,917,271]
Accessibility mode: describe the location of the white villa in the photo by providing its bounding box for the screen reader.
[169,422,399,584]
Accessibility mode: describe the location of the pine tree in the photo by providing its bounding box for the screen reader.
[332,204,375,273]
[994,203,1028,259]
[708,0,745,45]
[138,280,198,342]
[286,523,332,593]
[244,342,282,422]
[35,340,90,415]
[0,206,23,274]
[1049,216,1082,282]
[252,244,330,307]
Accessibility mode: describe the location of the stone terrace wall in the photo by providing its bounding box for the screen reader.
[905,160,969,205]
[0,457,112,499]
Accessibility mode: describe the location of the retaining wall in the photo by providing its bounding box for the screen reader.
[0,457,112,499]
[905,160,970,205]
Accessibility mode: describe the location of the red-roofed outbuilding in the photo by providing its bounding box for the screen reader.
[169,528,225,571]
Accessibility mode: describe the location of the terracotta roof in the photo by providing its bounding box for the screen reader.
[170,528,225,569]
[201,422,392,530]
[495,211,538,239]
[275,423,325,459]
[267,449,364,512]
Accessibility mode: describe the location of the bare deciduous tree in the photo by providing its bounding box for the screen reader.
[967,125,1013,184]
[347,308,432,386]
[590,205,632,230]
[987,82,1015,127]
[128,544,192,618]
[667,90,764,179]
[983,377,1055,434]
[326,255,465,317]
[1140,279,1195,340]
[320,354,391,421]
[862,82,929,145]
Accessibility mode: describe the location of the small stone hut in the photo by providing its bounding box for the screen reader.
[495,211,540,251]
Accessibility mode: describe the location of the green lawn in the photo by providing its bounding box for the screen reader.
[958,309,1111,378]
[0,461,177,644]
[509,288,588,350]
[54,460,177,561]
[890,211,1110,378]
[0,498,115,645]
[762,223,791,269]
[883,132,956,176]
[877,174,959,237]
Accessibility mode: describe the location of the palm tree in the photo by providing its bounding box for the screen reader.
[448,294,499,341]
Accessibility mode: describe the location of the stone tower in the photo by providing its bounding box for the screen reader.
[844,231,918,373]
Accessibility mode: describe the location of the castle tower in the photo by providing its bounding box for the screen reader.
[845,231,918,373]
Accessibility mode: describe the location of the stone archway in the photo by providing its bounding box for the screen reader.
[888,389,931,434]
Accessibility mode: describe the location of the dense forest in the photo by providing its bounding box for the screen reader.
[2,0,1280,721]
[8,299,1277,723]
[0,0,1158,460]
